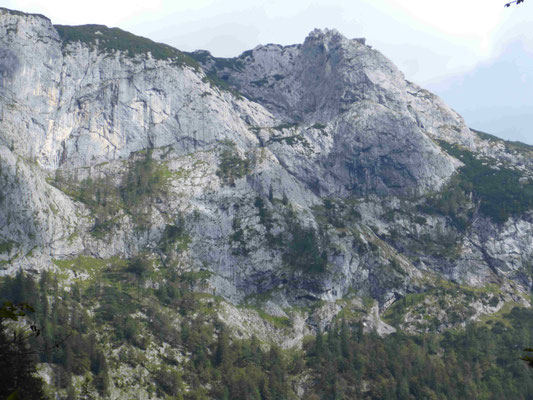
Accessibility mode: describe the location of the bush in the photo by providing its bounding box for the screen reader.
[120,149,169,210]
[159,214,190,254]
[283,223,327,274]
[154,367,183,397]
[216,148,251,186]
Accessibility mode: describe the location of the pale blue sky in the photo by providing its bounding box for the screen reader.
[4,0,533,143]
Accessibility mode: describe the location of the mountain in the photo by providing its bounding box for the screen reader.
[2,7,533,399]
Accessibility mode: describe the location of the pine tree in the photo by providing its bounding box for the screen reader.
[0,302,47,400]
[215,327,230,367]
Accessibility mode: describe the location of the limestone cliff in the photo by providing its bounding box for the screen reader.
[1,6,532,351]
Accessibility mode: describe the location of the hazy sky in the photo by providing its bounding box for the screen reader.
[4,0,533,142]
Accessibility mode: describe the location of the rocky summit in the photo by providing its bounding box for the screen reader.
[2,7,533,399]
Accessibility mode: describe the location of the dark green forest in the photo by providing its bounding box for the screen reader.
[3,271,533,400]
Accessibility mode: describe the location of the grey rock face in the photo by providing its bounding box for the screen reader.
[194,28,468,197]
[0,9,274,171]
[0,8,532,342]
[0,144,83,275]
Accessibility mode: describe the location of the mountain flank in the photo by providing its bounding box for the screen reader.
[2,7,533,399]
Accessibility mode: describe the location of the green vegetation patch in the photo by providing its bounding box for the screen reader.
[382,281,503,330]
[272,122,299,131]
[229,217,249,256]
[212,57,245,71]
[266,123,314,149]
[0,240,16,254]
[179,270,213,284]
[255,308,292,329]
[159,217,191,254]
[427,141,533,224]
[186,51,246,97]
[53,256,126,280]
[0,7,49,20]
[53,149,172,236]
[313,198,362,230]
[216,146,251,186]
[120,149,172,209]
[254,196,274,231]
[473,129,505,143]
[251,77,268,87]
[187,52,246,72]
[473,128,533,155]
[268,134,309,148]
[55,24,198,68]
[283,222,327,274]
[25,261,297,399]
[4,264,533,399]
[311,123,327,130]
[201,74,244,99]
[382,292,428,327]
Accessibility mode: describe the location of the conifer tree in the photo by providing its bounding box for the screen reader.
[0,302,47,400]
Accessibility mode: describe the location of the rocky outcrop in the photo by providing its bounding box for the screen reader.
[0,8,274,171]
[1,7,532,339]
[193,28,468,197]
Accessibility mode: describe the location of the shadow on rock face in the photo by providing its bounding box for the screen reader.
[0,48,19,81]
